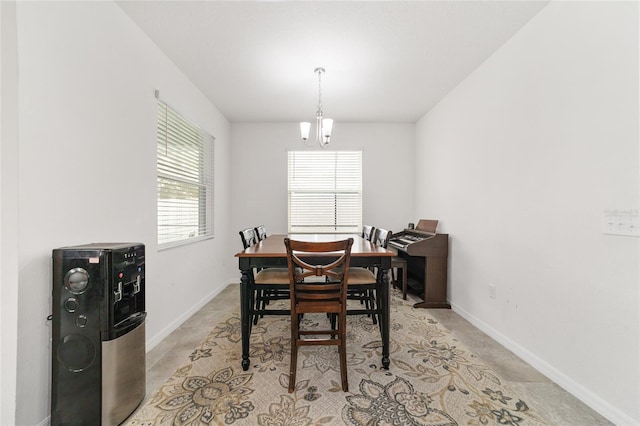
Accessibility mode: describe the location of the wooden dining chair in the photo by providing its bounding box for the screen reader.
[347,227,392,325]
[239,228,290,326]
[284,237,353,393]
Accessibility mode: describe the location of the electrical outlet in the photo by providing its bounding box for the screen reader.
[603,209,640,237]
[489,284,496,299]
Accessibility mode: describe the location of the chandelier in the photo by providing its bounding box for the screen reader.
[300,67,333,148]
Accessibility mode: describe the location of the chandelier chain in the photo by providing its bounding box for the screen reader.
[316,67,324,117]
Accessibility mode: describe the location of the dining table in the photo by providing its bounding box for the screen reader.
[235,233,395,371]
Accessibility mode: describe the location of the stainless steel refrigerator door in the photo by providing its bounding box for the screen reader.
[101,320,145,425]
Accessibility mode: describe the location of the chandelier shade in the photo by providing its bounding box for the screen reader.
[300,122,311,141]
[321,118,333,144]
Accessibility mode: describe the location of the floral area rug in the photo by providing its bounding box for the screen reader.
[126,292,546,426]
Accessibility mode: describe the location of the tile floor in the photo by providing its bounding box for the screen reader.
[133,283,613,425]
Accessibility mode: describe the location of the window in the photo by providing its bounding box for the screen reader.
[157,98,214,247]
[288,150,362,233]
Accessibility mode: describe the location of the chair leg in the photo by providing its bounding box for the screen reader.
[363,290,371,316]
[375,286,383,334]
[289,314,299,393]
[338,313,348,392]
[253,288,266,325]
[329,313,337,334]
[259,289,268,317]
[251,289,259,326]
[402,266,407,300]
[289,348,298,393]
[252,299,258,325]
[368,289,377,325]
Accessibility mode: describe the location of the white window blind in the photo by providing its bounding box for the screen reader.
[157,98,214,247]
[288,150,362,233]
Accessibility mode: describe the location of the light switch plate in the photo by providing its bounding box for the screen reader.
[603,209,640,237]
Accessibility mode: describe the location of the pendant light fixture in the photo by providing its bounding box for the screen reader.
[300,67,333,148]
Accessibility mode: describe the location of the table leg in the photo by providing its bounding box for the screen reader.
[380,267,390,369]
[240,269,252,371]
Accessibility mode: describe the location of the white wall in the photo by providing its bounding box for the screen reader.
[415,2,639,424]
[8,2,233,424]
[1,2,20,425]
[230,122,415,240]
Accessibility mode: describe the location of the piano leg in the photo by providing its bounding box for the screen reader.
[413,256,451,309]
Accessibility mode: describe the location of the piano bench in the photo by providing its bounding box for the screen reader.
[391,256,408,300]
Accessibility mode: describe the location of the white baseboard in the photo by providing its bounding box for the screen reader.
[145,280,233,351]
[450,301,638,426]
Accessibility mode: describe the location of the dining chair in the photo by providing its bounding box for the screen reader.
[239,227,258,249]
[391,255,408,300]
[372,227,391,249]
[346,227,392,325]
[239,228,290,326]
[362,225,375,241]
[254,225,268,241]
[252,225,288,308]
[284,237,353,392]
[346,224,370,301]
[350,225,377,309]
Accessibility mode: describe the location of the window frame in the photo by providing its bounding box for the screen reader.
[156,97,215,249]
[287,150,362,234]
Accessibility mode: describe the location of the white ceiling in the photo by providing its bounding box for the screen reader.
[117,1,549,123]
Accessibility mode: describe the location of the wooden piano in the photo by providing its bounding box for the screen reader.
[389,219,450,309]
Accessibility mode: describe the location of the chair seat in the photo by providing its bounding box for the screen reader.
[254,268,290,284]
[346,267,376,285]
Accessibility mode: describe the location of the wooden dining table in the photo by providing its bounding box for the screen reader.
[235,233,395,371]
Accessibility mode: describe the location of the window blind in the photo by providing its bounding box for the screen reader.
[157,99,214,247]
[288,150,362,233]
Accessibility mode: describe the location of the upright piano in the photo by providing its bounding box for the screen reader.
[389,219,450,309]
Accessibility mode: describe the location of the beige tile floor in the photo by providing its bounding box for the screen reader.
[133,283,613,425]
